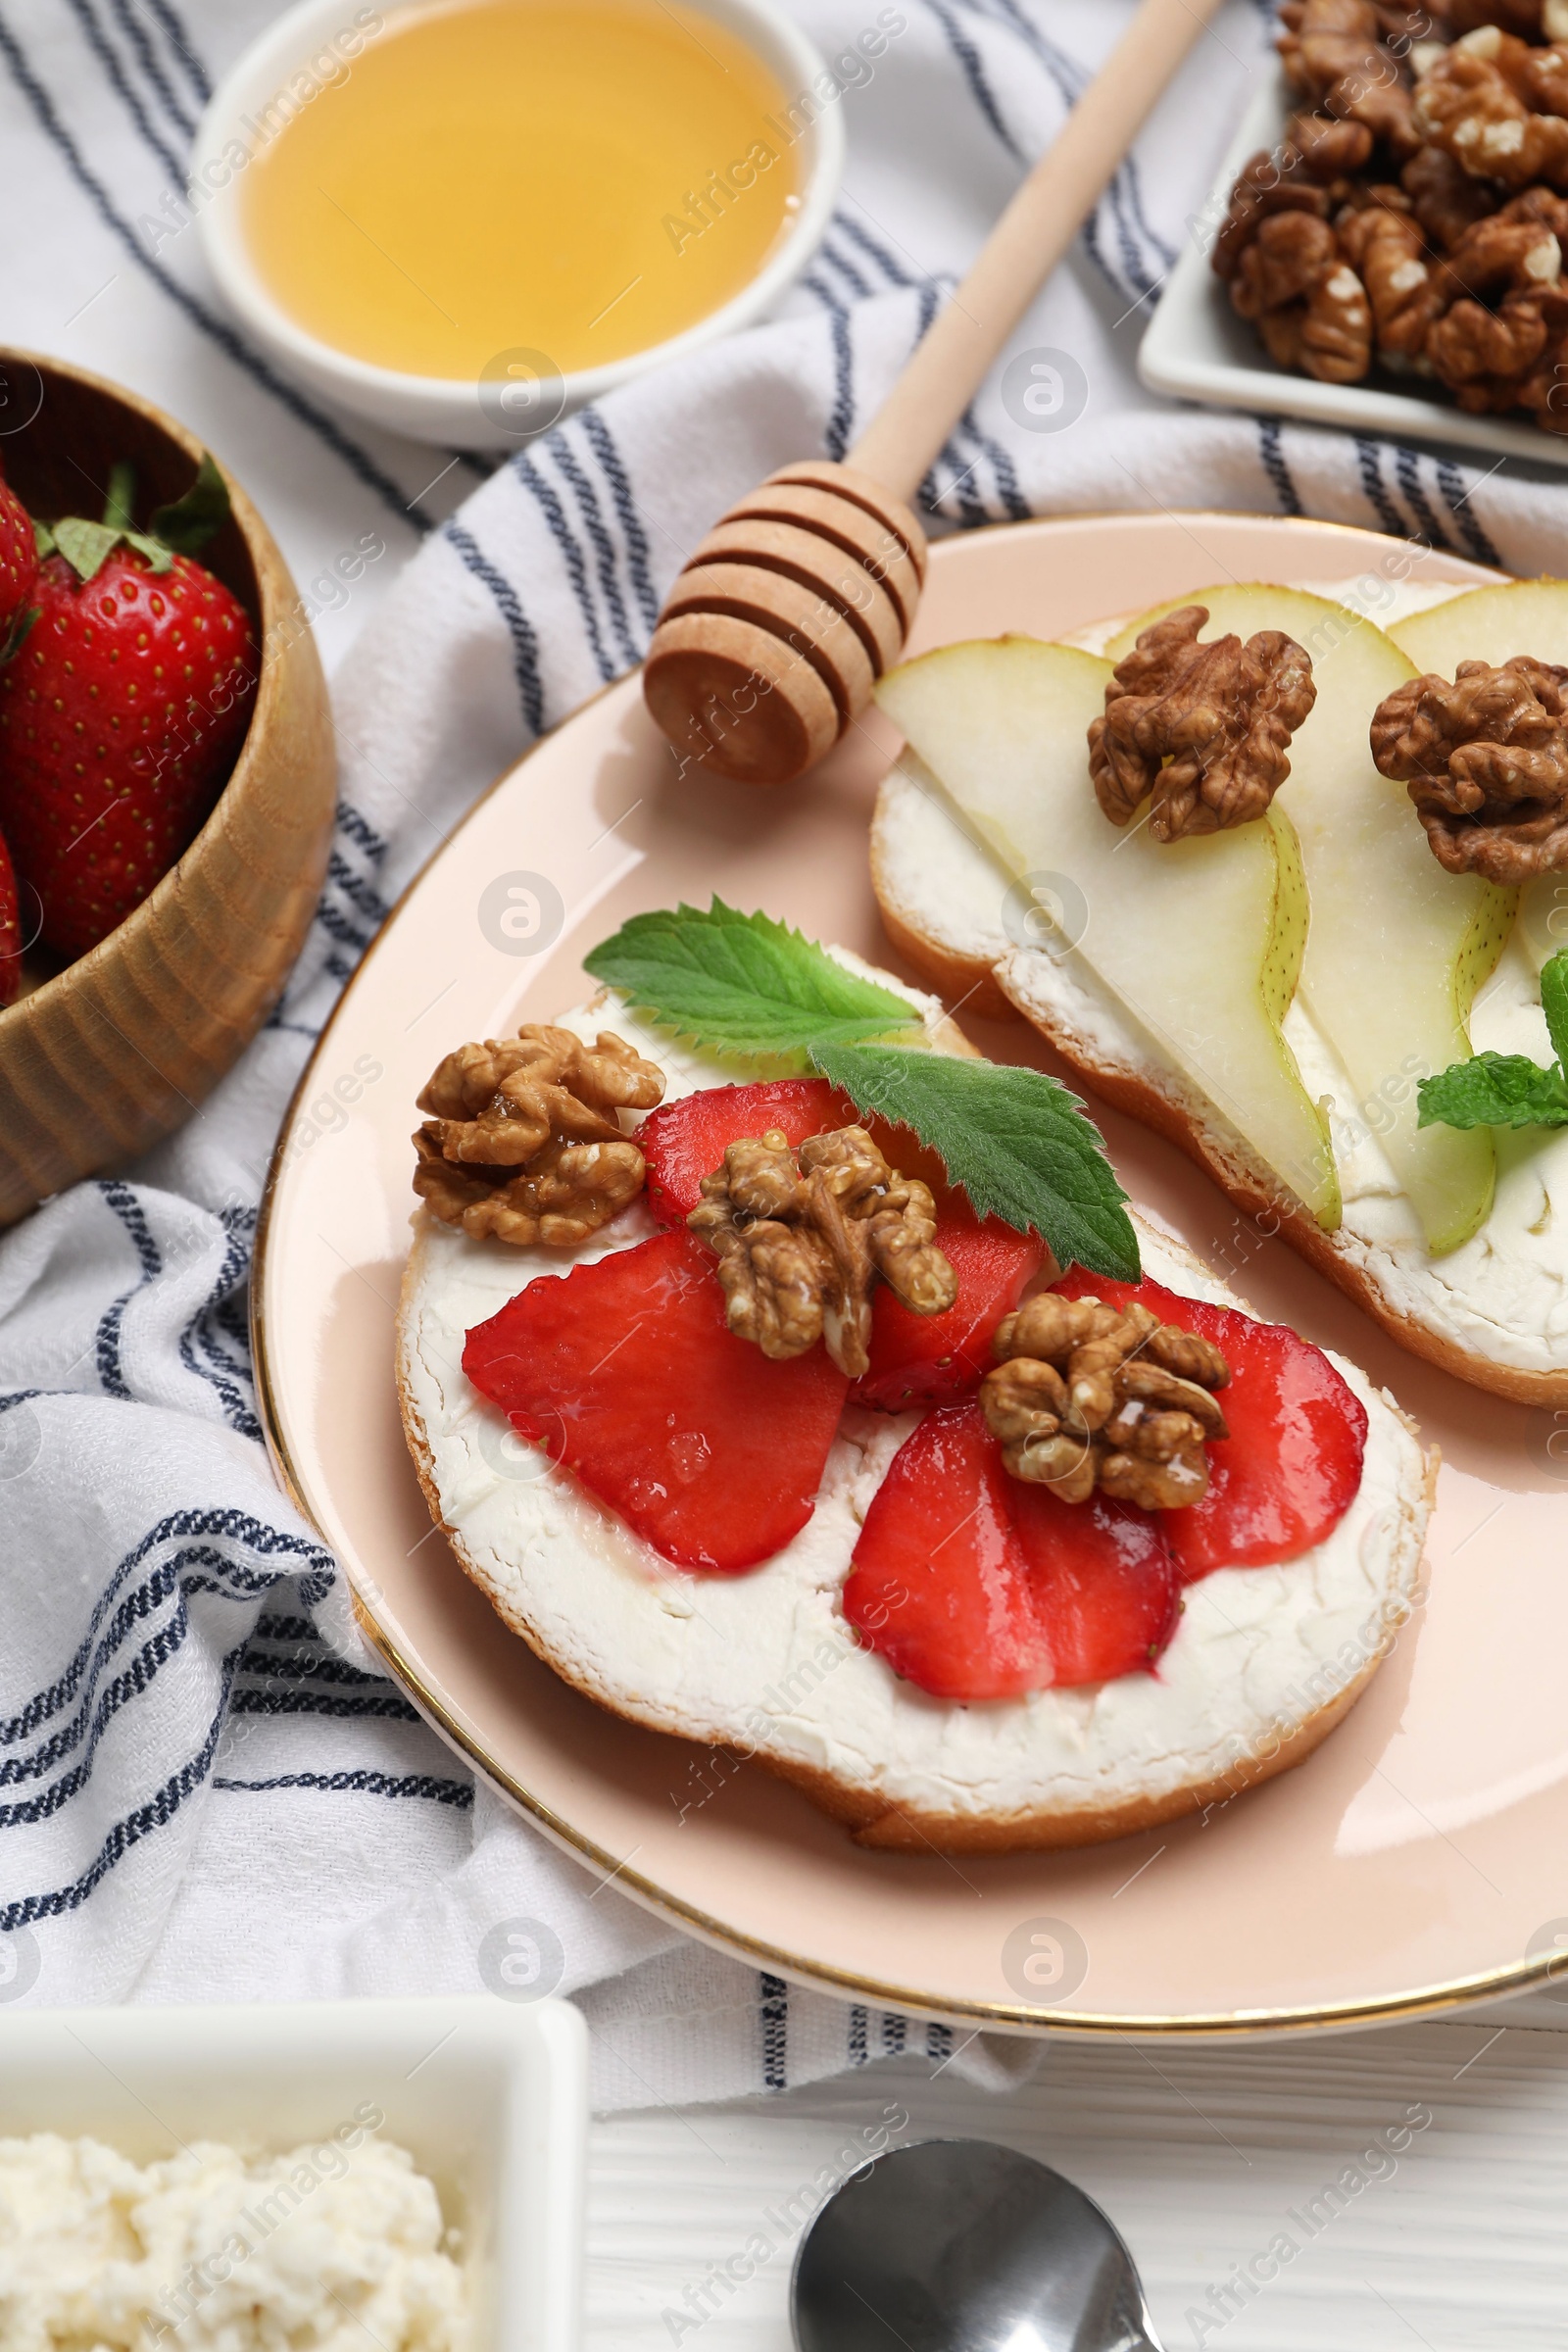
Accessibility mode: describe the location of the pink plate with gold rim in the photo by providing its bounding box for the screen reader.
[255,512,1568,2037]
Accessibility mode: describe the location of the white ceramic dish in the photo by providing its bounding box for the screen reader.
[0,1994,588,2352]
[193,0,845,449]
[1140,64,1568,470]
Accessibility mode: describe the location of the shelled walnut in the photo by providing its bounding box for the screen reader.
[1232,210,1377,376]
[1338,197,1445,353]
[1210,0,1568,432]
[981,1295,1231,1510]
[687,1125,957,1379]
[1370,655,1568,878]
[1088,605,1317,842]
[1421,200,1568,413]
[1278,0,1423,156]
[1401,143,1498,250]
[1212,149,1333,283]
[413,1023,663,1246]
[1413,37,1568,191]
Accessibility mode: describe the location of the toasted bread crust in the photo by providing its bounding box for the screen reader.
[869,819,1018,1022]
[766,1661,1370,1850]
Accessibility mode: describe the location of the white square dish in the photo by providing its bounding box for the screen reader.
[1140,64,1568,469]
[0,1994,587,2352]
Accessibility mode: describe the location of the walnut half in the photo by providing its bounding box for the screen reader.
[687,1125,958,1379]
[1370,656,1568,880]
[1088,606,1318,842]
[981,1293,1231,1511]
[413,1023,664,1246]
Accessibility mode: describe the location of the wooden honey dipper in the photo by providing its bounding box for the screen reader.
[643,0,1224,785]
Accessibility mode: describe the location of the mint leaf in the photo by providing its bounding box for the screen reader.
[1542,950,1568,1072]
[585,901,1139,1267]
[1418,1053,1568,1131]
[812,1040,1142,1282]
[148,452,231,555]
[583,900,926,1062]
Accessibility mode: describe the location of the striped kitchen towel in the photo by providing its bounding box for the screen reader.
[0,0,1558,2109]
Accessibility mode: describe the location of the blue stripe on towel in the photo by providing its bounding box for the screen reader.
[1436,460,1504,569]
[546,430,644,667]
[443,523,548,734]
[137,0,210,103]
[95,1181,163,1401]
[760,1971,789,2089]
[509,452,616,681]
[106,0,196,136]
[0,1639,246,1931]
[1256,417,1303,517]
[580,412,660,635]
[1355,439,1406,539]
[213,1769,473,1804]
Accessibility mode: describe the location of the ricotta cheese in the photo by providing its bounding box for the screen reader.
[400,988,1427,1830]
[0,2131,466,2352]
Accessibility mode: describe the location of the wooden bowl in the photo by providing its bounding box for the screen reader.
[0,350,335,1226]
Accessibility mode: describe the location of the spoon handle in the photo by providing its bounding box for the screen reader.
[847,0,1225,499]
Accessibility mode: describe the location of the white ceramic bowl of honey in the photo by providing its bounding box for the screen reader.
[192,0,848,448]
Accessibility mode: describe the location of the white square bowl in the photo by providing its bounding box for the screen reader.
[1140,63,1568,469]
[0,1994,587,2352]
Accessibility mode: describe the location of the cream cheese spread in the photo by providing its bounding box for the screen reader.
[400,984,1427,1828]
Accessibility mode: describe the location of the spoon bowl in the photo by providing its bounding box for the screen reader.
[791,2138,1164,2352]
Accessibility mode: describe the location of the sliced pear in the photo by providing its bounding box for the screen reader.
[1389,577,1568,675]
[1108,585,1510,1254]
[875,637,1340,1228]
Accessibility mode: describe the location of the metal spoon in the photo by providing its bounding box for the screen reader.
[791,2138,1164,2352]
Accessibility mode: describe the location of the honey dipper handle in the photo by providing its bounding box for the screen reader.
[847,0,1225,500]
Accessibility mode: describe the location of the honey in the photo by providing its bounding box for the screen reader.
[241,0,802,380]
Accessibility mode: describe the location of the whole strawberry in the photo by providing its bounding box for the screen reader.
[0,824,22,1007]
[0,457,257,961]
[0,471,37,652]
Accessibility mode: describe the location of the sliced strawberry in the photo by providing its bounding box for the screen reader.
[640,1079,1039,1407]
[843,1403,1052,1698]
[638,1077,959,1218]
[854,1204,1045,1411]
[843,1401,1177,1700]
[639,1079,857,1223]
[1052,1269,1367,1578]
[463,1227,848,1573]
[1011,1475,1179,1687]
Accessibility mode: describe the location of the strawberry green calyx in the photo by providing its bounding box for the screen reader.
[34,451,232,586]
[149,453,232,554]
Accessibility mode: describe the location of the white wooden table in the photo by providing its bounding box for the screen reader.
[588,1987,1568,2349]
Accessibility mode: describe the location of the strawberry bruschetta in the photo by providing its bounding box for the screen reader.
[397,911,1431,1853]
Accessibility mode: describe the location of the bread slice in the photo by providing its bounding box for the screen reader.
[396,978,1432,1854]
[871,757,1568,1408]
